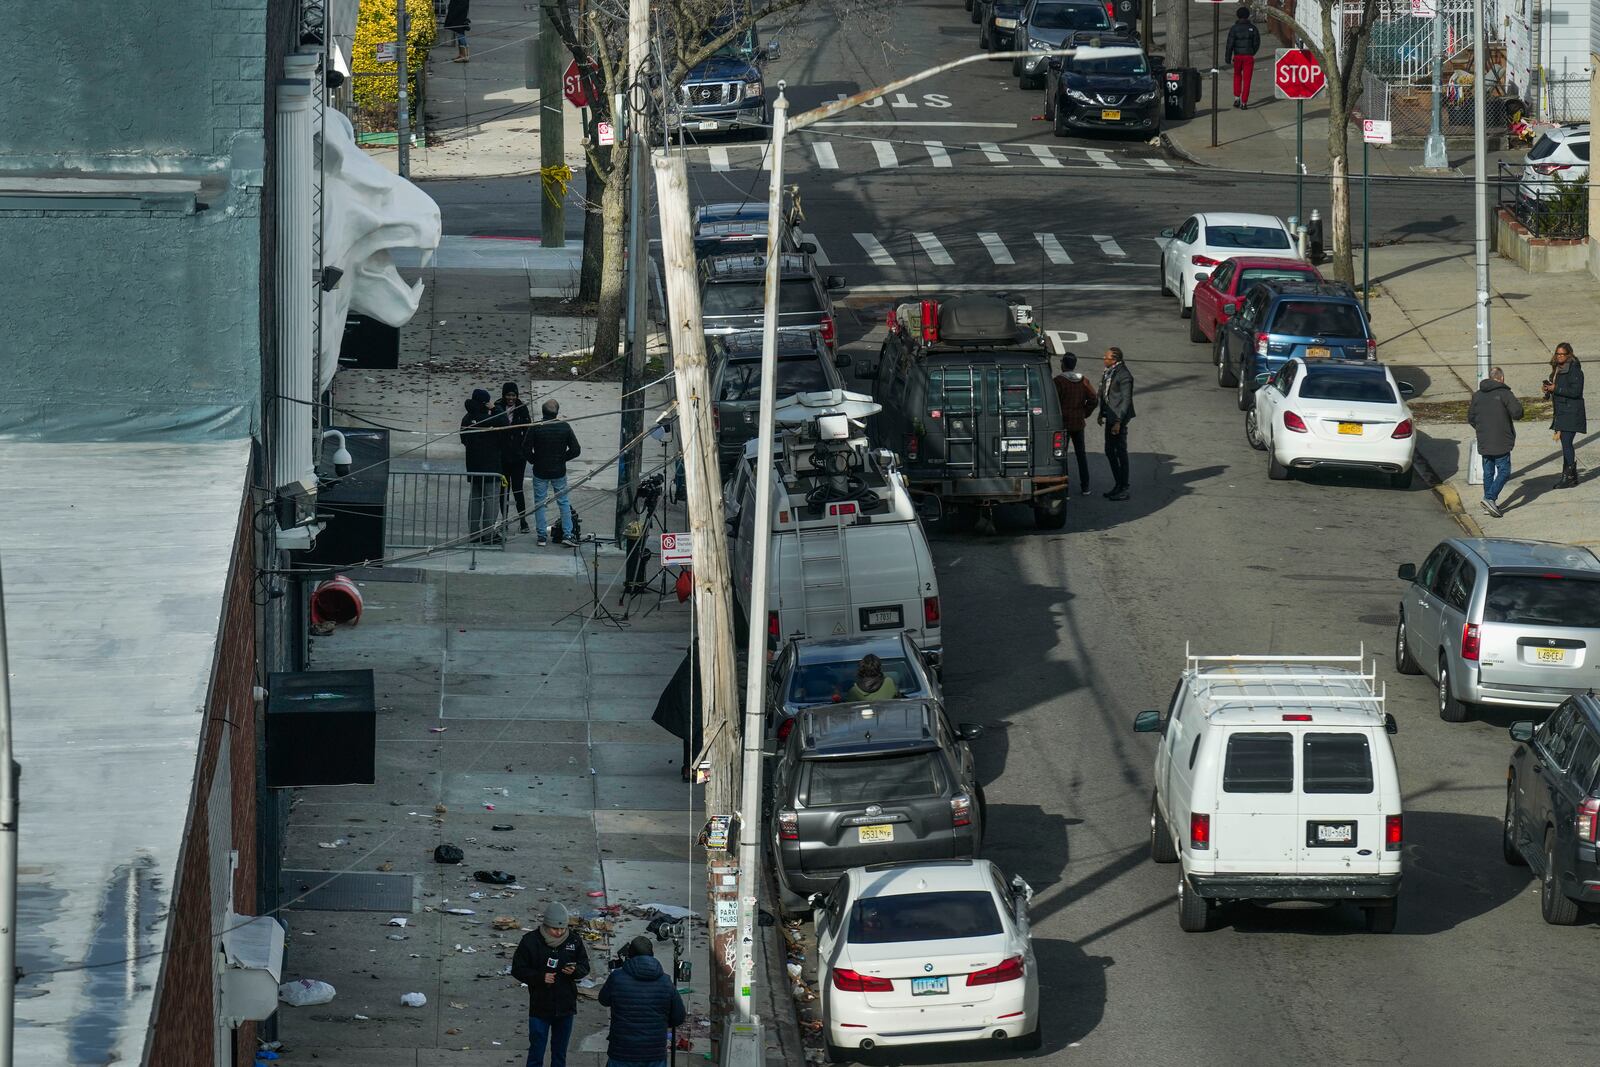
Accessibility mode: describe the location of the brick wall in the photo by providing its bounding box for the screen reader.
[144,498,259,1067]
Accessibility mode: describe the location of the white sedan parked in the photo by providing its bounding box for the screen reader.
[1159,212,1295,316]
[817,859,1039,1061]
[1247,356,1418,488]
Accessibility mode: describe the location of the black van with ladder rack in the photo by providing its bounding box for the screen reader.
[866,294,1069,530]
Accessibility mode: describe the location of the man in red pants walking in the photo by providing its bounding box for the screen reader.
[1225,6,1261,109]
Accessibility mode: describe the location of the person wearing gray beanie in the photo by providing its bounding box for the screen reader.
[511,900,590,1067]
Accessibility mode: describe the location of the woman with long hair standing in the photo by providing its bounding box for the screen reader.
[1543,342,1586,489]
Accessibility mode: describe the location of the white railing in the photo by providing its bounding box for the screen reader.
[1361,1,1501,84]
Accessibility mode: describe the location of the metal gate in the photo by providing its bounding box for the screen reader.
[386,469,508,551]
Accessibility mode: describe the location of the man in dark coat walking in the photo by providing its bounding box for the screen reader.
[652,643,703,782]
[443,0,471,62]
[1224,7,1262,109]
[461,387,505,543]
[525,398,583,545]
[495,381,534,532]
[1096,347,1135,501]
[1053,352,1099,495]
[1467,366,1523,517]
[510,902,591,1067]
[1543,342,1586,488]
[598,936,686,1067]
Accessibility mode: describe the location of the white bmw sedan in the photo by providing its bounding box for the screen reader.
[1159,212,1295,316]
[1247,356,1418,488]
[817,859,1039,1062]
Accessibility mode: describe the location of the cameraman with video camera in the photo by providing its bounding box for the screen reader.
[511,902,590,1067]
[598,935,685,1067]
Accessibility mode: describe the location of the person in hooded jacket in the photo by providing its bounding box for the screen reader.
[1052,352,1099,495]
[1467,366,1523,517]
[461,388,505,543]
[598,936,685,1067]
[510,902,591,1067]
[495,382,534,532]
[1224,7,1262,109]
[846,654,899,702]
[651,641,704,782]
[1543,342,1586,489]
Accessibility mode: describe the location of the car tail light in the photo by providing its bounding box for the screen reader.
[1052,430,1064,458]
[966,955,1024,986]
[1385,814,1403,850]
[827,501,857,517]
[1578,797,1600,844]
[778,811,798,840]
[767,611,780,651]
[1535,163,1571,174]
[712,407,721,432]
[1283,411,1308,433]
[952,793,972,827]
[1255,331,1270,357]
[1365,337,1377,359]
[905,433,919,461]
[886,307,899,332]
[1191,254,1220,267]
[923,595,940,626]
[776,717,796,744]
[1391,419,1413,439]
[1461,622,1481,662]
[833,967,894,992]
[1104,1,1115,18]
[819,313,836,349]
[1282,713,1312,721]
[1190,812,1210,850]
[920,299,940,343]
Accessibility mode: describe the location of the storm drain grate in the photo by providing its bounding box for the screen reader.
[280,869,416,912]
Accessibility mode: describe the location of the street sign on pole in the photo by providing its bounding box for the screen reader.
[597,121,615,146]
[1362,118,1393,144]
[659,532,694,568]
[375,41,397,63]
[1273,48,1327,100]
[562,60,589,108]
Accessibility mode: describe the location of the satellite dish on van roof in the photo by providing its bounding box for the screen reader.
[772,389,881,425]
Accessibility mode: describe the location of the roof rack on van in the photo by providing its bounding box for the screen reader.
[761,390,920,531]
[1183,644,1388,719]
[888,295,1043,355]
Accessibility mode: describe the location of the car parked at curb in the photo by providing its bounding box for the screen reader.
[711,330,847,466]
[767,631,944,744]
[1188,255,1321,344]
[1395,538,1600,721]
[1518,124,1590,201]
[1042,39,1162,136]
[1214,279,1377,410]
[975,0,1024,53]
[699,252,845,351]
[1012,0,1116,88]
[1158,212,1293,316]
[1503,693,1600,924]
[1245,357,1417,488]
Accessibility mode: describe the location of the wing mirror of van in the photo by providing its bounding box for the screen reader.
[799,241,818,255]
[915,494,944,524]
[957,723,985,742]
[834,350,852,370]
[1396,562,1417,581]
[1509,720,1535,743]
[1384,713,1399,735]
[825,274,847,292]
[1253,372,1272,388]
[1398,380,1417,400]
[1132,710,1162,733]
[1223,302,1238,316]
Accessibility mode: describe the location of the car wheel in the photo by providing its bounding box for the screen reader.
[1362,900,1397,934]
[1012,56,1022,76]
[1216,340,1238,386]
[1052,107,1069,137]
[1177,877,1212,932]
[1033,502,1067,529]
[1016,1020,1044,1051]
[1043,88,1055,121]
[1541,830,1582,925]
[1244,407,1266,451]
[1236,372,1254,412]
[1394,613,1421,674]
[1158,259,1172,297]
[1189,310,1206,343]
[1021,72,1040,90]
[1150,794,1178,863]
[1502,779,1528,866]
[1438,657,1469,722]
[1389,466,1415,490]
[1178,287,1191,319]
[826,1039,851,1064]
[1267,446,1290,481]
[979,22,989,49]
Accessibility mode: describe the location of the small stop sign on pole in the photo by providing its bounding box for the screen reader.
[562,59,589,108]
[1273,48,1327,101]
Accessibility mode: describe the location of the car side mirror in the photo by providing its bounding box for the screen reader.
[1384,713,1399,735]
[825,274,847,291]
[1396,562,1417,581]
[1009,875,1034,904]
[1133,710,1162,733]
[1159,227,1175,239]
[799,241,818,255]
[957,722,985,742]
[1223,302,1237,316]
[807,891,829,912]
[920,648,939,668]
[1112,20,1132,34]
[834,351,852,370]
[855,358,877,378]
[1046,56,1063,71]
[1254,372,1271,388]
[1510,721,1535,743]
[1398,381,1417,399]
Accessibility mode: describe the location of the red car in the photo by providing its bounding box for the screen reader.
[1189,255,1322,344]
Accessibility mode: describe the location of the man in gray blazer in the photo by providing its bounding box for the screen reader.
[1097,347,1136,500]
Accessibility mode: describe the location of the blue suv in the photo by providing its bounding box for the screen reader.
[1214,280,1377,410]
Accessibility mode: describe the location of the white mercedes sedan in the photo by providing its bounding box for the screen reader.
[1247,356,1418,488]
[817,859,1039,1062]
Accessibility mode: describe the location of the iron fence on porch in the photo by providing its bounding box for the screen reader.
[1498,160,1590,240]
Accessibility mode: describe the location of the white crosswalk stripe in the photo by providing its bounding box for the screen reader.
[1091,234,1126,257]
[813,142,839,169]
[707,146,730,172]
[1144,156,1174,171]
[682,139,1186,174]
[1034,233,1073,265]
[854,233,896,266]
[977,232,1014,265]
[1085,149,1118,170]
[1029,144,1062,168]
[872,140,899,168]
[800,232,831,266]
[978,141,1009,164]
[924,141,953,167]
[914,232,954,266]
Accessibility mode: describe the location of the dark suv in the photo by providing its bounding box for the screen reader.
[692,198,812,261]
[868,294,1069,529]
[1043,35,1163,136]
[699,252,845,352]
[711,330,848,467]
[1504,694,1600,924]
[1215,280,1377,410]
[768,700,985,916]
[666,25,776,136]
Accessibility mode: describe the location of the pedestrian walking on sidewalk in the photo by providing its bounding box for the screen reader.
[1543,342,1586,489]
[444,0,471,62]
[461,387,505,544]
[1096,347,1136,501]
[1467,366,1523,517]
[524,398,582,545]
[599,936,686,1067]
[1053,351,1099,495]
[495,382,534,532]
[652,642,704,782]
[511,902,591,1067]
[1225,7,1261,109]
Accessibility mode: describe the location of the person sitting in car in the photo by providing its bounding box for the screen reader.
[846,655,899,702]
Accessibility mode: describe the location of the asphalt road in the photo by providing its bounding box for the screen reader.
[703,5,1599,1066]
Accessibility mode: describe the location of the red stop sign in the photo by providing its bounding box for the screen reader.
[1273,48,1326,101]
[562,59,589,108]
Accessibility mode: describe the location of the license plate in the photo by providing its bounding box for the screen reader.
[1101,109,1121,121]
[1003,440,1029,453]
[1306,346,1331,358]
[697,121,720,132]
[858,824,894,843]
[1338,422,1363,435]
[911,976,949,996]
[1536,647,1568,663]
[1308,821,1356,846]
[860,606,903,630]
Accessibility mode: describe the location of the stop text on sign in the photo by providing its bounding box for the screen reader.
[1273,48,1327,101]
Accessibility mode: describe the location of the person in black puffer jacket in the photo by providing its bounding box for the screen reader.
[598,937,685,1067]
[460,388,505,543]
[494,382,534,532]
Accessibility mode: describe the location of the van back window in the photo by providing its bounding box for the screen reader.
[1484,574,1600,628]
[1222,732,1293,793]
[1302,733,1374,794]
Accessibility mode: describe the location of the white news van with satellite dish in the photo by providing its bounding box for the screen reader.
[727,389,942,673]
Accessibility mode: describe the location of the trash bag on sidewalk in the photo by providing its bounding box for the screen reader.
[434,844,464,864]
[279,979,337,1006]
[474,869,516,884]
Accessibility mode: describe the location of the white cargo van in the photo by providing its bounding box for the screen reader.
[729,392,942,671]
[1133,649,1403,933]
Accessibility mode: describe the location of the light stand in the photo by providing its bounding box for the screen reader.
[554,536,626,631]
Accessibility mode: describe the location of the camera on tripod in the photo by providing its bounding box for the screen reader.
[635,473,665,507]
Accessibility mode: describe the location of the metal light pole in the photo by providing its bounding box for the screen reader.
[1423,3,1448,169]
[733,50,1066,1022]
[617,0,650,541]
[1471,0,1491,381]
[0,554,19,1067]
[396,0,410,177]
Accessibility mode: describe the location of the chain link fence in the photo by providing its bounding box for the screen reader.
[1359,66,1519,140]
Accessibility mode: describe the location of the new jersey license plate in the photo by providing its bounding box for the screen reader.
[1536,646,1568,662]
[1338,422,1363,435]
[858,824,894,843]
[911,976,949,996]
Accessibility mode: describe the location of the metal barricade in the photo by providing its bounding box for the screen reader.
[386,469,508,551]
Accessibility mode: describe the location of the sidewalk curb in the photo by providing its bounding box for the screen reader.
[1160,131,1206,168]
[1413,448,1485,537]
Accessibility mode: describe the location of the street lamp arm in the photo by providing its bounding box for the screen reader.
[789,51,1072,132]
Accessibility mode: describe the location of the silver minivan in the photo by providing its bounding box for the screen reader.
[1395,538,1600,721]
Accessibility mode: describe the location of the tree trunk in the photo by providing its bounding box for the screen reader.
[1166,0,1189,67]
[1327,104,1354,284]
[588,147,629,366]
[579,152,605,302]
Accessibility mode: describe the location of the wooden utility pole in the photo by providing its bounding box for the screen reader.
[652,152,742,1054]
[538,3,565,247]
